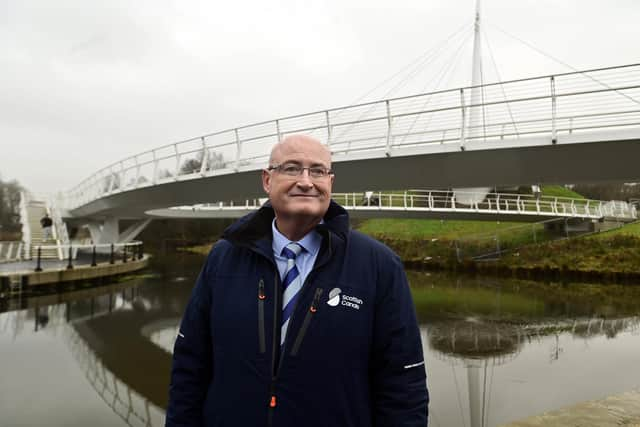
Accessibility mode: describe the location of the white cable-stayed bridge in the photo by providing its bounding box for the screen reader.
[41,61,639,245]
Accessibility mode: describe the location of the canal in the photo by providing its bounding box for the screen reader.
[1,252,639,427]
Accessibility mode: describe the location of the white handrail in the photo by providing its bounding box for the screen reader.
[166,191,637,221]
[0,241,24,262]
[60,63,640,211]
[18,192,31,260]
[46,196,71,260]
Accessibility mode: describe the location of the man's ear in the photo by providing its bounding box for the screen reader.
[262,169,271,195]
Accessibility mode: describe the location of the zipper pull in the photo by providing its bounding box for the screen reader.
[269,395,277,408]
[309,288,323,313]
[258,279,266,300]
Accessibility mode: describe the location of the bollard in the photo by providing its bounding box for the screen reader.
[66,245,73,270]
[110,244,115,264]
[34,246,43,272]
[122,245,128,263]
[91,245,97,267]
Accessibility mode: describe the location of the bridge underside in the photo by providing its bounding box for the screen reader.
[145,207,598,223]
[68,135,640,220]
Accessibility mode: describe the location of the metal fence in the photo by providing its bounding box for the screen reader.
[0,241,24,263]
[28,241,144,272]
[166,190,637,222]
[453,217,630,261]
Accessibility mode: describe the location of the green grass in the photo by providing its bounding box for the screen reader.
[356,218,521,240]
[541,185,585,199]
[588,221,640,239]
[499,231,640,273]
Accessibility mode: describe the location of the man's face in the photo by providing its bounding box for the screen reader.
[262,136,334,224]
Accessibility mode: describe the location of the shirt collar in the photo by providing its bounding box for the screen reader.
[271,218,323,257]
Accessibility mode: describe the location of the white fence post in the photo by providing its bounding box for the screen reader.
[459,88,466,151]
[550,75,557,144]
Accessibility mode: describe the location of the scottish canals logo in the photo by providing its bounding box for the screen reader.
[326,288,363,310]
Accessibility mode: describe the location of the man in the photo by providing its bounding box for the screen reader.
[166,134,429,426]
[40,213,53,241]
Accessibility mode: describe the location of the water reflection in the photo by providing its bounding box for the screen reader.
[0,272,195,427]
[1,257,640,427]
[407,272,640,427]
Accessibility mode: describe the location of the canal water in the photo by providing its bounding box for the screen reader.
[1,252,639,427]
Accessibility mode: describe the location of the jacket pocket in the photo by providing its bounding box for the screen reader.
[258,278,266,354]
[290,288,324,356]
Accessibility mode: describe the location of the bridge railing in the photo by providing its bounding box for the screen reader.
[0,241,24,263]
[25,241,145,273]
[333,191,637,220]
[176,190,637,221]
[63,63,640,211]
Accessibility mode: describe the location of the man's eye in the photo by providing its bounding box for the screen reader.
[282,165,301,174]
[309,167,326,176]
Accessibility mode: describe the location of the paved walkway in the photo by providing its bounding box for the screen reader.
[501,390,640,427]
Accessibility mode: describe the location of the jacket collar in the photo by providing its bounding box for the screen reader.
[222,199,349,258]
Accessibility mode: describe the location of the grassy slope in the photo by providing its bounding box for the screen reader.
[356,218,521,240]
[356,185,583,240]
[355,186,640,274]
[540,185,585,199]
[498,227,640,273]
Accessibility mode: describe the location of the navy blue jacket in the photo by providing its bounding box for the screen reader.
[166,201,428,427]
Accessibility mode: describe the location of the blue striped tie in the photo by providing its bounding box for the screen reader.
[281,242,304,347]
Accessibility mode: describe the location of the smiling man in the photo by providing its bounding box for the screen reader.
[166,134,429,427]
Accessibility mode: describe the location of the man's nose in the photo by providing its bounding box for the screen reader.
[296,170,314,188]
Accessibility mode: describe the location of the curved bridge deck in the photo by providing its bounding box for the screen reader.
[61,64,640,219]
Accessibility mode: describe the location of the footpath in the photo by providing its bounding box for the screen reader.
[501,390,640,427]
[0,252,149,294]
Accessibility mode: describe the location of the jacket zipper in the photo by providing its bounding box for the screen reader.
[268,284,324,425]
[267,232,332,426]
[290,287,324,356]
[258,278,266,354]
[268,270,280,427]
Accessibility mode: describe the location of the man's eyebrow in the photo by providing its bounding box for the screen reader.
[281,160,330,168]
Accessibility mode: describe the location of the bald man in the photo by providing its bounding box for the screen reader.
[166,135,429,427]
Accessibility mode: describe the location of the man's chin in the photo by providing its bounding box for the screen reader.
[281,202,326,218]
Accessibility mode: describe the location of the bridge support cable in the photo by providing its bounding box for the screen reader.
[481,27,520,138]
[335,22,474,144]
[487,22,640,106]
[341,20,473,108]
[401,28,475,146]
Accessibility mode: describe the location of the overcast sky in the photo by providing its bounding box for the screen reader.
[1,0,639,194]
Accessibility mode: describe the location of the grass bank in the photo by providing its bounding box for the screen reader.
[354,185,640,282]
[361,220,640,283]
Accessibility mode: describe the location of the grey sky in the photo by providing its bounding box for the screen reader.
[1,0,639,194]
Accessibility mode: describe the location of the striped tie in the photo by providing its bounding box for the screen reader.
[281,242,304,347]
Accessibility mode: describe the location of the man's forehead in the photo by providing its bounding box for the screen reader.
[270,136,331,164]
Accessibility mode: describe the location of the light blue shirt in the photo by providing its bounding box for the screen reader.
[271,219,322,285]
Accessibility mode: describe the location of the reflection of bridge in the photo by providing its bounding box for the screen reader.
[147,190,636,222]
[65,325,165,427]
[424,316,640,427]
[0,280,190,427]
[424,316,640,363]
[54,63,640,243]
